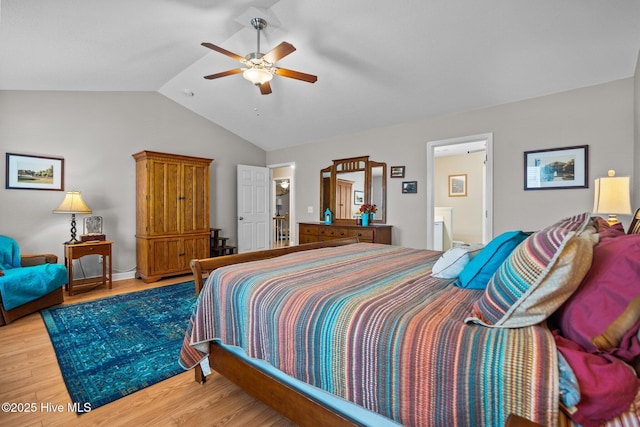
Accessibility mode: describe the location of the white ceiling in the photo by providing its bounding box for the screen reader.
[2,1,639,151]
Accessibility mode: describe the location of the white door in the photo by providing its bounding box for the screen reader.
[237,165,270,253]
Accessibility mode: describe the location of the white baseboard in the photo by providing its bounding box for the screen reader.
[112,271,136,282]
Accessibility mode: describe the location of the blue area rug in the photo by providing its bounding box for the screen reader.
[41,281,196,411]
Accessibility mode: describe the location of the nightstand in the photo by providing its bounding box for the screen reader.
[64,240,113,296]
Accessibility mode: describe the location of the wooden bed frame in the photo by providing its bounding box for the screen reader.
[188,238,540,427]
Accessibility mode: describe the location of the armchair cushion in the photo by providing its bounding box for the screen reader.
[0,236,67,311]
[0,265,67,310]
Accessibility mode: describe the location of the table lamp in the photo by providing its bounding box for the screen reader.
[53,191,93,244]
[593,170,631,225]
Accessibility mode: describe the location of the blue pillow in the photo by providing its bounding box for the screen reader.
[454,231,529,289]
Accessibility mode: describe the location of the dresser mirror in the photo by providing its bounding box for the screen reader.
[319,156,387,224]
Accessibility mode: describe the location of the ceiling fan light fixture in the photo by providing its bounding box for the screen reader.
[243,67,273,85]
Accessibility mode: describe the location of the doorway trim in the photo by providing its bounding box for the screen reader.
[268,162,296,246]
[425,133,493,249]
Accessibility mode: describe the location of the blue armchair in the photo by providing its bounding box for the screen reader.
[0,236,68,325]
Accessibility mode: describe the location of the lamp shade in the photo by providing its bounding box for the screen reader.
[593,170,631,215]
[53,191,92,214]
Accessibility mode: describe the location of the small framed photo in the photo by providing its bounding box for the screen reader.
[448,174,467,197]
[390,166,405,178]
[5,153,65,191]
[524,145,588,190]
[402,181,417,194]
[354,190,364,204]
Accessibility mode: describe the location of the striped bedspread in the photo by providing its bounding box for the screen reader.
[180,243,558,426]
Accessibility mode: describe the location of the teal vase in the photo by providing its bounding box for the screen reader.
[362,212,369,226]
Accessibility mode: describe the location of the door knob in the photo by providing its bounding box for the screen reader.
[239,216,244,220]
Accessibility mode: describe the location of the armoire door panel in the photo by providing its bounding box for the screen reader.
[149,159,181,235]
[182,163,209,234]
[150,238,182,275]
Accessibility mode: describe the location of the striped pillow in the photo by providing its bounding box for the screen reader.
[628,208,640,234]
[465,213,596,328]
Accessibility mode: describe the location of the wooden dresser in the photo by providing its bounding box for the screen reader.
[133,150,213,283]
[298,222,392,245]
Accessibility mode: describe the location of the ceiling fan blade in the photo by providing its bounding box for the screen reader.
[274,68,318,83]
[263,42,296,63]
[201,42,244,62]
[204,68,243,80]
[259,81,272,95]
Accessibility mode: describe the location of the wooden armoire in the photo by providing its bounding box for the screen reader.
[132,151,213,283]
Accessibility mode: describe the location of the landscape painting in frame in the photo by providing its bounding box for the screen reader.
[524,145,588,190]
[6,153,65,191]
[448,174,467,197]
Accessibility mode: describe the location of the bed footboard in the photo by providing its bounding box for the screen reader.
[208,342,360,427]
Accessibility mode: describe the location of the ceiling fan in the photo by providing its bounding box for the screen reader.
[201,17,318,95]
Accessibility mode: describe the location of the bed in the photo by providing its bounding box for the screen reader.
[180,213,640,426]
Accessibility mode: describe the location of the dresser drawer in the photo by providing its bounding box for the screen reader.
[300,225,319,235]
[349,228,374,242]
[299,234,319,243]
[318,226,349,239]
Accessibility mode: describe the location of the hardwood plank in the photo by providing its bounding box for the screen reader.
[0,275,294,427]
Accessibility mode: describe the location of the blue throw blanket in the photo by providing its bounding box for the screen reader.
[0,235,21,270]
[0,236,67,311]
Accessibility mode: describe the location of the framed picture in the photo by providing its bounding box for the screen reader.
[354,190,364,204]
[5,153,64,191]
[390,166,405,178]
[402,181,417,194]
[448,174,467,197]
[524,145,588,190]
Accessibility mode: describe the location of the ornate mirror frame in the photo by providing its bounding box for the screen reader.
[319,156,387,224]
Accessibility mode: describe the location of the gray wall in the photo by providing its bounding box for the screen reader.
[0,91,265,279]
[267,78,636,249]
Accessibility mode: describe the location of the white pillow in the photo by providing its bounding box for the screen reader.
[432,245,483,279]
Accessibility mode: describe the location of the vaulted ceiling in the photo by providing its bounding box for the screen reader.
[2,0,639,151]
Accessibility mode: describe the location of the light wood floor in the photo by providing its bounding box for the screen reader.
[0,276,296,427]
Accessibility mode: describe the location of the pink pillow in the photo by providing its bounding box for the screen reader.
[596,220,625,240]
[554,333,640,426]
[554,234,640,362]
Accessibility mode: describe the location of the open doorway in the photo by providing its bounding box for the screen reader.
[426,133,493,250]
[270,164,295,248]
